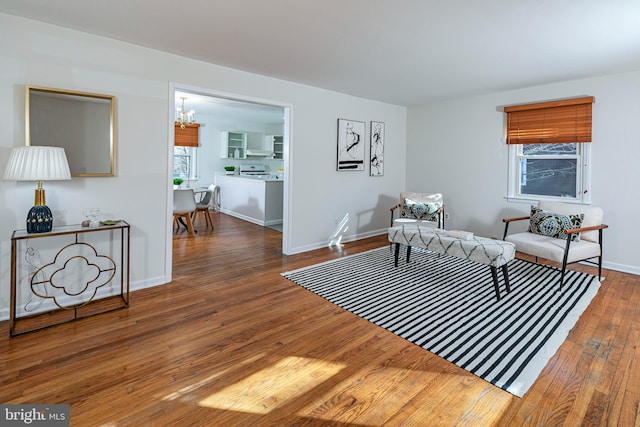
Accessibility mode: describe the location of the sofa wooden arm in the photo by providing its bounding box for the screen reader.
[564,223,609,235]
[502,216,530,223]
[390,204,401,226]
[502,215,530,240]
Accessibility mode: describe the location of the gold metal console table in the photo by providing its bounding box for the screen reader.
[10,221,130,336]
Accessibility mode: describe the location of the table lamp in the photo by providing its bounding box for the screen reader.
[3,146,72,233]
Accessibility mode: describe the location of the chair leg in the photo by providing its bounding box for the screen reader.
[406,245,412,264]
[175,213,196,236]
[490,266,501,301]
[502,264,511,293]
[559,237,572,291]
[559,266,568,291]
[174,214,194,235]
[192,208,214,229]
[205,209,214,229]
[598,255,603,281]
[598,228,604,281]
[192,210,201,227]
[183,213,196,236]
[394,243,400,267]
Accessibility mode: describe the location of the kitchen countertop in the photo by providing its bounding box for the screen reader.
[223,174,283,182]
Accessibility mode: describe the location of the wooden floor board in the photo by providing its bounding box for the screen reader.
[1,213,639,426]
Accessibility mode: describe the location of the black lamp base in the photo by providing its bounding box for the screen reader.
[26,205,53,233]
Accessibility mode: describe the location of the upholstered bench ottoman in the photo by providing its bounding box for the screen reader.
[388,225,516,300]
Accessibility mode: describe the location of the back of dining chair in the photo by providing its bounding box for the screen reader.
[173,189,196,214]
[210,184,220,212]
[197,187,213,208]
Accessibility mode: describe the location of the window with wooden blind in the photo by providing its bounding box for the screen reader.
[174,123,200,147]
[504,97,594,203]
[505,96,594,145]
[174,123,200,182]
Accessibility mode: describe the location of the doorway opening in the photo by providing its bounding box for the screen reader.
[167,84,291,279]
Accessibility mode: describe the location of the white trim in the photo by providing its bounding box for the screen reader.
[286,229,388,255]
[166,82,294,282]
[603,261,640,277]
[219,208,283,227]
[505,196,593,206]
[507,143,591,203]
[0,275,169,322]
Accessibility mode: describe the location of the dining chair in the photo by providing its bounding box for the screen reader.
[173,189,196,236]
[192,184,215,229]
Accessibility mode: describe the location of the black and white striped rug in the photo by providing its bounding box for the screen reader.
[282,246,600,397]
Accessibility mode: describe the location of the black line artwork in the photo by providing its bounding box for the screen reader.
[337,119,365,171]
[370,121,384,176]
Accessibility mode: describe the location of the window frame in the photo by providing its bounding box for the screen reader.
[507,142,591,204]
[173,146,198,182]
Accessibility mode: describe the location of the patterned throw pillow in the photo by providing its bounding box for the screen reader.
[401,198,441,221]
[528,206,584,242]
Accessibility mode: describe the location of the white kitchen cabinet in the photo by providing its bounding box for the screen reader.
[215,175,283,226]
[265,135,284,159]
[221,131,247,159]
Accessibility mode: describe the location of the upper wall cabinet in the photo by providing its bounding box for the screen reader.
[26,86,115,177]
[174,123,200,147]
[266,135,284,159]
[221,131,247,159]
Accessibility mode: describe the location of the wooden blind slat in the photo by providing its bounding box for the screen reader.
[175,123,200,147]
[504,97,594,144]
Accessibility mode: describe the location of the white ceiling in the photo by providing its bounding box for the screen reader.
[2,0,640,106]
[175,91,284,126]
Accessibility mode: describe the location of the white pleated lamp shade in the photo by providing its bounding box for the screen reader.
[3,146,71,181]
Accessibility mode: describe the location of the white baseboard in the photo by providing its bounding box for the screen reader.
[602,261,640,277]
[0,275,169,322]
[219,208,271,227]
[288,228,388,255]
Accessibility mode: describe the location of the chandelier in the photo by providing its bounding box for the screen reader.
[176,96,196,129]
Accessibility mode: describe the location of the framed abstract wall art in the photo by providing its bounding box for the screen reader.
[337,119,365,171]
[370,121,384,176]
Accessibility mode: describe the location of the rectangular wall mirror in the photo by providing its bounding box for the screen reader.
[26,86,115,177]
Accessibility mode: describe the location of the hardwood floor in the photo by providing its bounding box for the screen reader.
[1,213,639,426]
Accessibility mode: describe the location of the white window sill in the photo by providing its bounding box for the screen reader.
[505,196,591,206]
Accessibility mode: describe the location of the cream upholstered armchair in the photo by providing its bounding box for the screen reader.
[502,200,608,289]
[390,192,445,229]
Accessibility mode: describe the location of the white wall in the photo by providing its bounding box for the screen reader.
[407,70,640,275]
[0,13,407,318]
